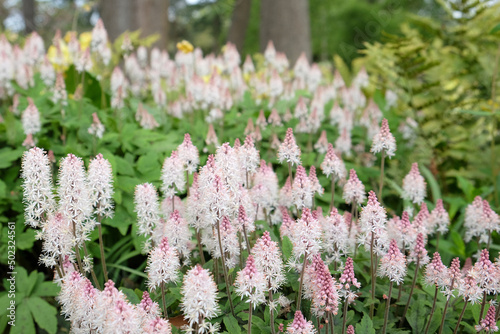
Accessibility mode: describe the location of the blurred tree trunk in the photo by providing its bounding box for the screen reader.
[100,0,169,49]
[22,0,35,33]
[260,0,311,63]
[228,0,252,52]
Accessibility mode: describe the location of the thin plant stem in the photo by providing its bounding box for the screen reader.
[58,255,66,277]
[479,290,488,321]
[78,71,85,118]
[378,150,386,201]
[186,170,190,196]
[55,265,63,281]
[288,162,294,184]
[397,284,403,303]
[370,231,376,319]
[453,300,468,334]
[435,232,440,251]
[242,225,251,252]
[401,258,420,326]
[161,282,168,319]
[317,317,320,333]
[195,229,205,265]
[82,241,101,290]
[216,220,235,316]
[487,231,492,251]
[72,221,84,274]
[382,281,393,334]
[98,218,109,282]
[341,298,349,334]
[296,251,309,311]
[329,178,335,212]
[423,286,439,334]
[438,297,451,334]
[330,313,334,334]
[269,285,276,334]
[248,302,253,334]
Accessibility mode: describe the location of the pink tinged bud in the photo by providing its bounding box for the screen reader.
[340,257,361,289]
[268,108,282,127]
[347,325,355,334]
[161,150,185,197]
[280,207,294,239]
[308,254,340,317]
[292,165,313,209]
[409,233,429,265]
[287,311,316,334]
[370,118,396,157]
[205,123,219,146]
[278,128,301,166]
[22,97,41,135]
[343,169,366,205]
[482,200,500,234]
[88,112,105,138]
[181,264,220,327]
[402,163,426,204]
[146,237,180,290]
[314,130,329,155]
[425,252,448,288]
[256,109,267,128]
[251,231,285,292]
[472,249,499,295]
[378,239,407,284]
[464,196,486,242]
[309,166,324,195]
[234,255,267,307]
[476,305,499,332]
[429,199,450,234]
[279,177,294,208]
[177,133,199,173]
[240,134,260,174]
[292,208,322,258]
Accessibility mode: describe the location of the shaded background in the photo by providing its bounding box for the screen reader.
[0,0,444,64]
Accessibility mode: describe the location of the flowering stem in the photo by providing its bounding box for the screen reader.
[248,302,253,334]
[329,178,335,212]
[296,251,309,311]
[161,281,168,319]
[330,313,334,334]
[438,297,451,334]
[72,221,84,274]
[288,162,294,184]
[58,256,66,277]
[186,170,190,196]
[242,225,251,252]
[98,220,109,282]
[55,265,63,281]
[423,286,439,334]
[195,229,205,265]
[453,300,468,334]
[82,241,101,290]
[479,291,487,321]
[216,220,235,316]
[370,231,376,319]
[487,231,492,251]
[378,150,385,201]
[401,258,420,326]
[382,281,393,334]
[435,232,440,251]
[341,298,349,334]
[269,284,276,334]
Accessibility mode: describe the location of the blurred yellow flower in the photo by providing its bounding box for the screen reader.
[177,40,194,54]
[47,41,72,72]
[79,32,92,51]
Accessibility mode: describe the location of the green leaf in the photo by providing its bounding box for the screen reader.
[32,282,60,297]
[407,298,427,333]
[223,314,242,333]
[115,156,135,176]
[355,314,376,334]
[120,287,141,304]
[10,302,35,334]
[15,267,29,294]
[0,148,24,169]
[27,297,57,334]
[420,166,441,203]
[106,263,148,278]
[282,236,293,261]
[450,230,466,257]
[136,152,160,176]
[491,23,500,34]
